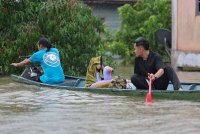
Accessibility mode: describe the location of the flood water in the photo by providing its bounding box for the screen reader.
[0,76,200,134]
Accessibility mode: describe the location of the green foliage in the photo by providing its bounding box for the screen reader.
[0,0,105,76]
[104,41,132,65]
[108,0,171,62]
[0,0,42,73]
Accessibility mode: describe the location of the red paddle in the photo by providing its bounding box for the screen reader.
[146,75,153,104]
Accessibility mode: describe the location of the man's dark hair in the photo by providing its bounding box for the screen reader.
[134,37,149,50]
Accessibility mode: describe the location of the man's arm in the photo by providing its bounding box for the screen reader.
[150,53,165,80]
[134,58,140,74]
[11,59,31,67]
[149,68,164,80]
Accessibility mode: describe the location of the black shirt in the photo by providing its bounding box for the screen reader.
[134,51,165,77]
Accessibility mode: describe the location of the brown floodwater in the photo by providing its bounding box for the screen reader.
[0,65,200,134]
[0,67,200,134]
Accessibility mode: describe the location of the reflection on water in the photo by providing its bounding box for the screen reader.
[0,77,200,134]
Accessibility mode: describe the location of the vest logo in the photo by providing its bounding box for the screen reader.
[43,52,60,67]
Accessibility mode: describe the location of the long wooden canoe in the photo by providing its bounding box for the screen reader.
[10,74,200,101]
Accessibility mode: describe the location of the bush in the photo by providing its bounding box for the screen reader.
[0,0,105,76]
[108,0,171,62]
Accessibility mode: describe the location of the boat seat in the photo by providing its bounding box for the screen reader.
[188,84,198,90]
[58,79,78,86]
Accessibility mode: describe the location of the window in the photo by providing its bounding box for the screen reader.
[197,0,200,15]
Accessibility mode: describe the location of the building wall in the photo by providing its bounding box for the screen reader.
[88,4,120,32]
[84,1,137,32]
[172,0,200,69]
[177,0,200,52]
[83,0,136,4]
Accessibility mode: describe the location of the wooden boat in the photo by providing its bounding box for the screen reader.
[10,74,200,101]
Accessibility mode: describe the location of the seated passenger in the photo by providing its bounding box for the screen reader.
[85,56,113,88]
[11,38,65,84]
[131,37,182,90]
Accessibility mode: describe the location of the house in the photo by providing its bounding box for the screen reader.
[83,0,137,31]
[172,0,200,70]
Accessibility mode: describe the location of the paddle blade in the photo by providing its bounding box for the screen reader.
[146,92,152,104]
[146,76,153,104]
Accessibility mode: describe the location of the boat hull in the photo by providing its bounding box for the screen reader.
[10,74,200,101]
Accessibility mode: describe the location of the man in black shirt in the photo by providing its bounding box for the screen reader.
[131,37,182,90]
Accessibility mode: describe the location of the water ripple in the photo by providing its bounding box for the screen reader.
[0,77,200,134]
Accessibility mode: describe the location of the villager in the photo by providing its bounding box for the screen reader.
[131,37,182,91]
[11,38,64,84]
[85,56,113,88]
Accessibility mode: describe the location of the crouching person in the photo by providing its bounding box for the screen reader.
[85,56,113,88]
[131,37,182,91]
